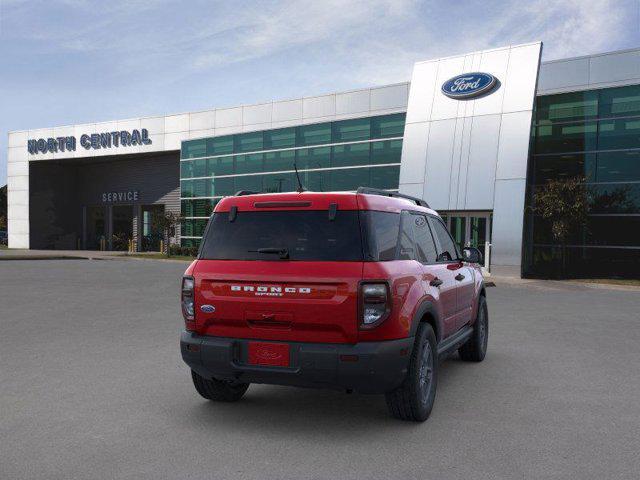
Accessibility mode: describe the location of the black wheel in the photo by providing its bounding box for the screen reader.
[385,323,438,422]
[459,295,488,362]
[191,370,249,402]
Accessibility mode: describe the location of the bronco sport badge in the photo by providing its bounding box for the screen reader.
[230,285,311,297]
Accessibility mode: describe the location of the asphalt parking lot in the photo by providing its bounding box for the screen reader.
[1,259,639,480]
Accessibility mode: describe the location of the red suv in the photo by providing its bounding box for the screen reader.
[180,188,488,421]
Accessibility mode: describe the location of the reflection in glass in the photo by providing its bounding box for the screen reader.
[371,113,406,138]
[181,139,206,159]
[332,118,370,142]
[235,154,263,175]
[596,151,640,182]
[206,136,233,156]
[449,216,466,252]
[234,132,263,153]
[525,85,640,278]
[469,217,488,258]
[296,147,330,170]
[264,128,296,149]
[297,123,331,146]
[589,183,639,214]
[332,143,370,167]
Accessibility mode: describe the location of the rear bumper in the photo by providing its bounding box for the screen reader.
[180,331,414,394]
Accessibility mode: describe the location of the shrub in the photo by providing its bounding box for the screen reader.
[169,245,198,257]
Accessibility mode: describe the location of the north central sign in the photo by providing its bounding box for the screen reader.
[27,129,152,155]
[441,72,497,99]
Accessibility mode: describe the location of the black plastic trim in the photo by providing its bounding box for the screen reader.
[409,300,441,341]
[180,332,414,394]
[437,326,473,358]
[356,187,430,208]
[328,202,338,221]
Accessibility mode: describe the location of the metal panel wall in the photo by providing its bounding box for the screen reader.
[537,47,640,95]
[28,152,179,250]
[74,153,179,210]
[399,43,542,268]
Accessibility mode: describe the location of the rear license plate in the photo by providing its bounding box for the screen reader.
[248,342,290,367]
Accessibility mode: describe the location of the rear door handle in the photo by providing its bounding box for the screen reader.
[429,277,443,287]
[455,274,465,281]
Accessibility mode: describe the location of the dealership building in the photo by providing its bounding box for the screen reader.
[6,42,640,277]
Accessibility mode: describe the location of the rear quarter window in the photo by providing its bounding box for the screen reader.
[360,211,401,261]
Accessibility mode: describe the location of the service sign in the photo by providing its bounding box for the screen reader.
[102,191,139,203]
[441,72,497,99]
[27,129,152,155]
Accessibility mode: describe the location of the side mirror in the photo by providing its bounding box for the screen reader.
[462,247,483,265]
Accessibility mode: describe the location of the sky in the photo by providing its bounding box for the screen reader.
[1,0,639,186]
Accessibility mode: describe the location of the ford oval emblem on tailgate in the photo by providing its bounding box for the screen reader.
[200,304,215,313]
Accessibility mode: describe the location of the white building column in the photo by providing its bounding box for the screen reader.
[399,42,542,274]
[7,133,30,249]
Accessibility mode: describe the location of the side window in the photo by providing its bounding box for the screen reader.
[397,211,416,260]
[360,211,401,261]
[428,217,459,262]
[412,214,438,263]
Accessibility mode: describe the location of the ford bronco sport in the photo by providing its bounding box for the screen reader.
[180,188,488,422]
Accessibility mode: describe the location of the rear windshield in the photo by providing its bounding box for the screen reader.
[199,210,363,261]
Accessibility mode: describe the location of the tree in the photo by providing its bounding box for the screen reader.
[151,210,183,256]
[533,177,589,278]
[590,185,634,214]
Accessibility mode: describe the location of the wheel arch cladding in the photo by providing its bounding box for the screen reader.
[471,286,486,323]
[410,301,441,343]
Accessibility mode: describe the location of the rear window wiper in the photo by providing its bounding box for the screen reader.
[248,247,289,259]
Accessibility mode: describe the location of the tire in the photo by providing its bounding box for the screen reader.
[459,295,488,362]
[191,370,249,402]
[385,323,438,422]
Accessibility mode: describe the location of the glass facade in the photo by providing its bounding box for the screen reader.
[524,85,640,278]
[180,113,405,247]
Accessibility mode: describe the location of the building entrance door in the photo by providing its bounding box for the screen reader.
[86,206,106,250]
[111,205,134,251]
[440,212,492,269]
[140,205,165,252]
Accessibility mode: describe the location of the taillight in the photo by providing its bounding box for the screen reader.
[181,276,195,326]
[360,282,391,329]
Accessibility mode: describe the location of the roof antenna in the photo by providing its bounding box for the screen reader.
[293,162,306,193]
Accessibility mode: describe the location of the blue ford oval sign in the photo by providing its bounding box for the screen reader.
[200,305,215,313]
[441,72,497,99]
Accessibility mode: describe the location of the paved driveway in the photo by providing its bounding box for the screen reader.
[1,260,639,479]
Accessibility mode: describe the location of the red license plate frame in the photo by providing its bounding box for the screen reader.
[248,342,290,367]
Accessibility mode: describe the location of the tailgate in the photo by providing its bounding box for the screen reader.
[193,260,363,344]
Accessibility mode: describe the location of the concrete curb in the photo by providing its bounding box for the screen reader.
[0,254,192,263]
[115,255,192,263]
[490,275,640,292]
[0,255,91,261]
[563,280,640,292]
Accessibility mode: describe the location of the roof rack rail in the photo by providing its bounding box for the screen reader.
[356,187,430,208]
[234,190,260,196]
